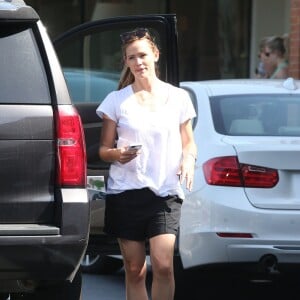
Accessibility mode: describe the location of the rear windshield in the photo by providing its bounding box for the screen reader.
[211,94,300,136]
[0,24,50,104]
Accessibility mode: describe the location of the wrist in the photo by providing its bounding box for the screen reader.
[102,147,121,162]
[185,152,197,162]
[112,148,121,162]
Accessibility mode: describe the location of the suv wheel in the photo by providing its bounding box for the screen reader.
[81,254,123,274]
[10,270,82,300]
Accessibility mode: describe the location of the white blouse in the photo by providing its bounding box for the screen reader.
[96,83,196,199]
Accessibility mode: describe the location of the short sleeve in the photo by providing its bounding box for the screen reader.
[179,88,196,124]
[96,91,118,122]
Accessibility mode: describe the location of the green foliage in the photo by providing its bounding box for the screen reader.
[88,178,105,190]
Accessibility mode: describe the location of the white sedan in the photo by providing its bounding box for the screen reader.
[179,78,300,275]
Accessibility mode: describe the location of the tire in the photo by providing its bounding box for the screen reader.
[10,269,82,300]
[81,254,123,274]
[92,191,106,201]
[0,294,9,300]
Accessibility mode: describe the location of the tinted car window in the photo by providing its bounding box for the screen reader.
[63,68,119,103]
[0,24,50,104]
[211,94,300,136]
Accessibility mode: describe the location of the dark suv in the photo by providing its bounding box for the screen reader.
[0,0,89,298]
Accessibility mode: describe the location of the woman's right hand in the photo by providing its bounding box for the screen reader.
[118,147,140,164]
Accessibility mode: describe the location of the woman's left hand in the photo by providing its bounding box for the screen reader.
[177,155,195,191]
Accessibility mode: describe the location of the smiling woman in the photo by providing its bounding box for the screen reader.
[96,24,197,299]
[52,16,182,288]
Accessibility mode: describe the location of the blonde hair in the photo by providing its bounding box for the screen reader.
[265,34,289,59]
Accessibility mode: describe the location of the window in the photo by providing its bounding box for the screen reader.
[211,94,300,136]
[0,25,50,104]
[172,0,251,80]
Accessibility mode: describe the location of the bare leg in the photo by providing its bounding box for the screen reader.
[118,238,149,300]
[150,234,176,300]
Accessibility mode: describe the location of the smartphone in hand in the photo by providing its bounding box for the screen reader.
[128,144,142,151]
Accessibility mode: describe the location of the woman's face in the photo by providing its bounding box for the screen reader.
[124,38,159,80]
[260,46,277,75]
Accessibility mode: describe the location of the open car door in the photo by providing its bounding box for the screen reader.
[53,14,179,273]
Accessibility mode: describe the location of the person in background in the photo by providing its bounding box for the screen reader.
[260,35,289,79]
[255,37,269,78]
[96,28,197,300]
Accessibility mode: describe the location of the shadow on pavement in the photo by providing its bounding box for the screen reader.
[174,266,300,300]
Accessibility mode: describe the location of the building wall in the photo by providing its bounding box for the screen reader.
[289,0,300,78]
[27,0,298,80]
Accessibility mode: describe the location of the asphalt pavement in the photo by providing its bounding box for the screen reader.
[82,266,300,300]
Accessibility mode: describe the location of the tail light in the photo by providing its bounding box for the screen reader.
[56,105,87,187]
[203,156,278,188]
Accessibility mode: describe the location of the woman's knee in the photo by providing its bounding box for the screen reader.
[124,260,147,281]
[151,259,173,279]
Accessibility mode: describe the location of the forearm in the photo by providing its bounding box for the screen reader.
[99,145,121,162]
